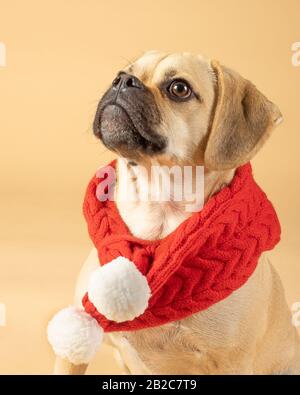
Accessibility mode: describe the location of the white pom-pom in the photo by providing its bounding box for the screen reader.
[87,256,151,323]
[47,306,103,365]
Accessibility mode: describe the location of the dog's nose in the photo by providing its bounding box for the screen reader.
[112,73,144,91]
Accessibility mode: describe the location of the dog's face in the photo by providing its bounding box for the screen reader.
[94,50,282,169]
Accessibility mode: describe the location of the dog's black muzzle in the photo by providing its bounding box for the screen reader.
[93,72,166,156]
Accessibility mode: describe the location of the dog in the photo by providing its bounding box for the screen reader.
[53,50,300,374]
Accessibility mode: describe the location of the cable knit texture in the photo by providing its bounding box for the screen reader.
[82,160,281,332]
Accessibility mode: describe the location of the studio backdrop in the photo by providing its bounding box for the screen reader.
[0,0,299,373]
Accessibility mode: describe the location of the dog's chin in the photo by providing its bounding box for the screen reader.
[97,104,166,159]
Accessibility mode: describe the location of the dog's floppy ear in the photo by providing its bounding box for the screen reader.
[204,60,282,170]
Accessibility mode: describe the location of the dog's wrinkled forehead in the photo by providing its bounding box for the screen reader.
[125,50,169,78]
[125,50,215,95]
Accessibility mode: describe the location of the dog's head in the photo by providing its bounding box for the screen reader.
[94,51,282,169]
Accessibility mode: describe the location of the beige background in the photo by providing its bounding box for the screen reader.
[0,0,300,374]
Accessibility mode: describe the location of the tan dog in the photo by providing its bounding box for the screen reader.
[53,51,300,374]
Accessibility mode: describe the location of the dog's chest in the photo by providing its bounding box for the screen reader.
[110,301,254,374]
[109,320,217,374]
[109,314,240,374]
[108,269,263,375]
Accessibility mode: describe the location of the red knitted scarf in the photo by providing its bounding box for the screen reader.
[82,161,280,332]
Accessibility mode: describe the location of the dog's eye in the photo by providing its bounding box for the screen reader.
[167,80,192,100]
